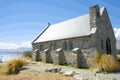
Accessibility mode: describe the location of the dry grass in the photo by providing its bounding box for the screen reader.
[2,57,28,75]
[92,51,120,72]
[27,61,56,66]
[100,54,120,72]
[92,51,102,68]
[117,55,120,61]
[0,59,76,80]
[0,69,76,80]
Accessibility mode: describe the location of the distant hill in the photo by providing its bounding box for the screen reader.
[0,47,32,52]
[117,40,120,50]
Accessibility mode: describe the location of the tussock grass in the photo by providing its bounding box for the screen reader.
[117,55,120,61]
[92,51,120,72]
[3,57,28,75]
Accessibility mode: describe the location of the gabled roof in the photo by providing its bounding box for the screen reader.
[33,7,105,43]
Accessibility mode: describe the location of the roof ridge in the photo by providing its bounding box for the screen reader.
[50,13,89,27]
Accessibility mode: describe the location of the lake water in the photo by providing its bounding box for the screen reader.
[0,52,23,62]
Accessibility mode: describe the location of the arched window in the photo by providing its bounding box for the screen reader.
[106,38,111,54]
[101,40,103,49]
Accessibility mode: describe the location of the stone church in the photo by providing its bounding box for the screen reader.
[32,5,116,68]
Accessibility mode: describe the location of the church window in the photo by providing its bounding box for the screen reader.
[39,44,43,51]
[106,38,111,54]
[54,42,56,50]
[63,41,67,50]
[69,41,73,50]
[49,43,52,50]
[101,40,103,49]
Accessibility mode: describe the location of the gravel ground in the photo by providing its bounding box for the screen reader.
[24,64,120,80]
[1,61,119,80]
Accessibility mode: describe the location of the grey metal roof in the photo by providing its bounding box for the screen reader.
[33,7,104,43]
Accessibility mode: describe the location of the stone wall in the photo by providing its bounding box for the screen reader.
[32,34,97,52]
[32,34,97,68]
[89,5,116,57]
[32,5,116,68]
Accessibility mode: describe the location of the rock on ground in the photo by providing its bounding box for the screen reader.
[63,70,75,76]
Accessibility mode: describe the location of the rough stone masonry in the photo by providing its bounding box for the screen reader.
[32,4,116,68]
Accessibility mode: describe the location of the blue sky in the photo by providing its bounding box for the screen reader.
[0,0,120,49]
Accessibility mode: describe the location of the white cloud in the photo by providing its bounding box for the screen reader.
[114,28,120,39]
[0,41,32,49]
[0,28,119,49]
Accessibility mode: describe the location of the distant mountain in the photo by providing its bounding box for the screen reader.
[0,49,12,52]
[0,47,32,52]
[0,41,119,52]
[117,40,120,50]
[15,47,32,52]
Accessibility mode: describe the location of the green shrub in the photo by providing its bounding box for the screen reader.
[4,58,28,75]
[23,51,32,58]
[92,51,120,72]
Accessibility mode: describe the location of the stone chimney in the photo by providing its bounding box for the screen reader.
[89,4,100,29]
